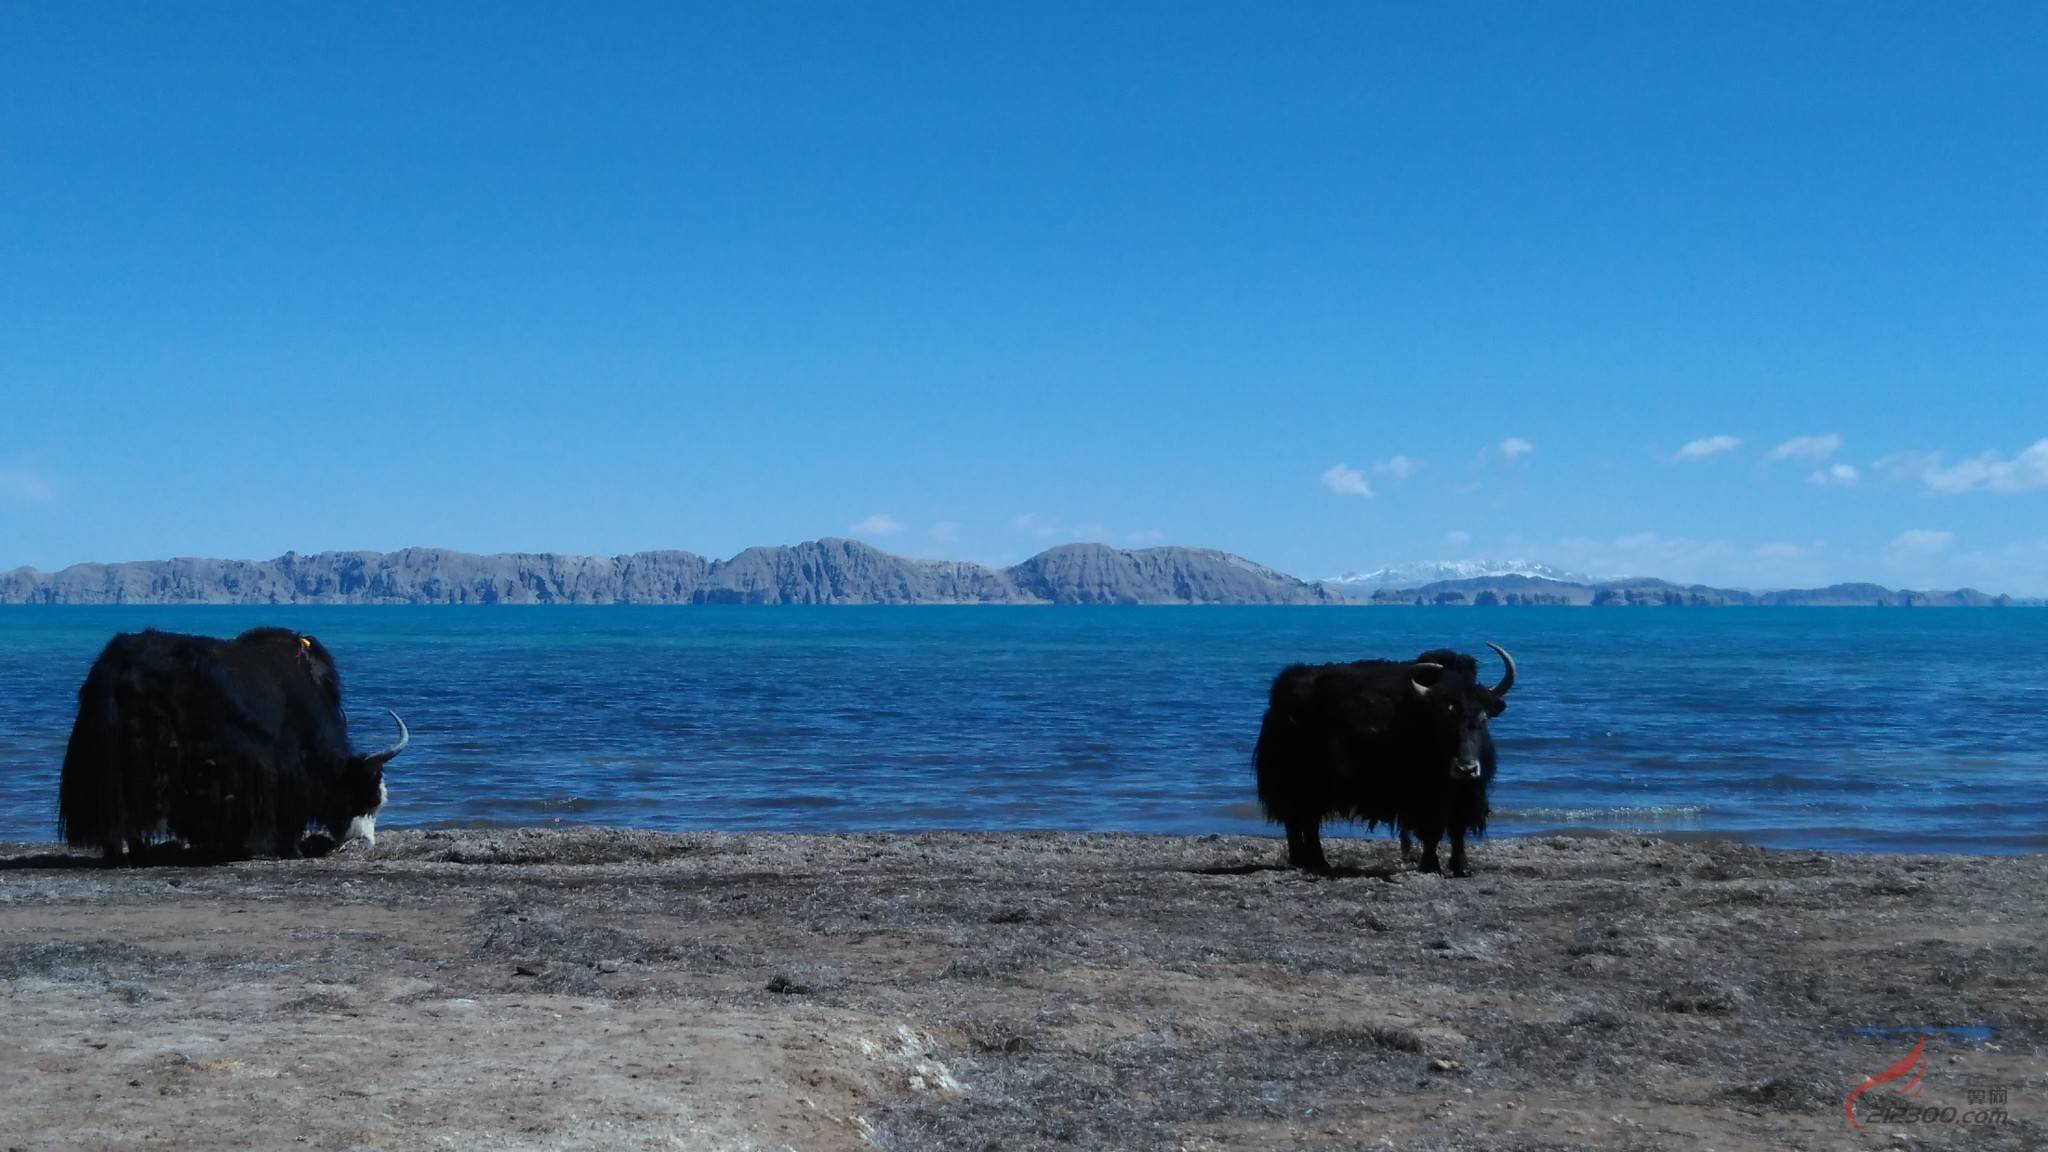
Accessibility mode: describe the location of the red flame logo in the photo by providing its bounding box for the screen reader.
[1845,1036,1927,1130]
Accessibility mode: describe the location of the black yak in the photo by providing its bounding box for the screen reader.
[56,627,408,863]
[1253,642,1515,876]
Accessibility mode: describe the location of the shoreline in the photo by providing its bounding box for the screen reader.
[1,828,2042,1150]
[12,818,2044,859]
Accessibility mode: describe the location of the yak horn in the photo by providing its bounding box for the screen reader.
[1410,661,1445,697]
[362,710,410,766]
[1486,642,1516,696]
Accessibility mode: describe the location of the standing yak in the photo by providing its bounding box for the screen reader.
[57,627,408,863]
[1254,643,1515,876]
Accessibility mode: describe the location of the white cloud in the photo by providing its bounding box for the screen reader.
[1807,463,1859,487]
[1498,438,1535,462]
[1674,435,1742,462]
[1125,529,1165,545]
[1886,439,2048,494]
[1373,455,1419,481]
[1753,542,1806,560]
[1769,433,1842,462]
[0,467,56,506]
[1444,530,1472,547]
[1320,463,1373,497]
[1875,451,1938,483]
[850,514,904,537]
[930,521,961,544]
[1888,529,1954,555]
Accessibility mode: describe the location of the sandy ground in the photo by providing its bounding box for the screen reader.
[0,829,2041,1151]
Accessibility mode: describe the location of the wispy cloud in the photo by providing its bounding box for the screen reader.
[929,520,961,544]
[1546,532,1737,583]
[1125,529,1165,545]
[1373,455,1419,481]
[1674,435,1742,462]
[1768,433,1842,462]
[1320,463,1373,497]
[1444,529,1472,547]
[1009,513,1064,540]
[1880,439,2048,494]
[1007,514,1110,543]
[850,514,904,537]
[1950,537,2048,597]
[0,467,57,507]
[1888,529,1954,556]
[1498,437,1534,462]
[1808,463,1859,488]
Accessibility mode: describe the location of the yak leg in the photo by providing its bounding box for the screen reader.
[1413,821,1444,874]
[1449,826,1470,877]
[1286,819,1330,872]
[1399,828,1416,860]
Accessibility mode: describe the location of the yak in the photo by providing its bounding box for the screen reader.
[56,627,408,863]
[1253,642,1515,876]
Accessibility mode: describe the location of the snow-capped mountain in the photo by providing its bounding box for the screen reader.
[1322,560,1596,590]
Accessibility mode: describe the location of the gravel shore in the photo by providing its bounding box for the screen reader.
[0,829,2041,1150]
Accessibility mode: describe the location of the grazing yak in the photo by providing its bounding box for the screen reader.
[57,627,408,863]
[1254,642,1516,876]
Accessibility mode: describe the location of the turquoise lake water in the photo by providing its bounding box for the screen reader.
[2,607,2044,852]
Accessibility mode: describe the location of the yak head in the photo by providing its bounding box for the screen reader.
[1407,642,1515,782]
[342,710,408,845]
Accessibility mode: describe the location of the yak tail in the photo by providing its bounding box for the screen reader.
[57,668,123,850]
[1251,687,1309,821]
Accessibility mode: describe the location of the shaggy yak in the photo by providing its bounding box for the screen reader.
[1253,642,1516,875]
[57,627,408,863]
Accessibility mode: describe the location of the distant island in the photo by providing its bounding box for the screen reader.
[1335,572,2042,608]
[0,541,2035,606]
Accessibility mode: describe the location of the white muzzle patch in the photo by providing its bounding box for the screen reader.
[345,813,378,846]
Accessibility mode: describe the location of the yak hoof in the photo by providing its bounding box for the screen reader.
[1289,852,1332,874]
[1417,857,1442,875]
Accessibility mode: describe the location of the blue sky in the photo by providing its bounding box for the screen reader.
[3,3,2045,592]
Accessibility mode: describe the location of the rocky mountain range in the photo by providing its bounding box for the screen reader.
[0,540,1337,606]
[2,542,2036,607]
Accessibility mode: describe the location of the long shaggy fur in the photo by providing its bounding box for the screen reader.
[1253,647,1504,874]
[57,627,387,863]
